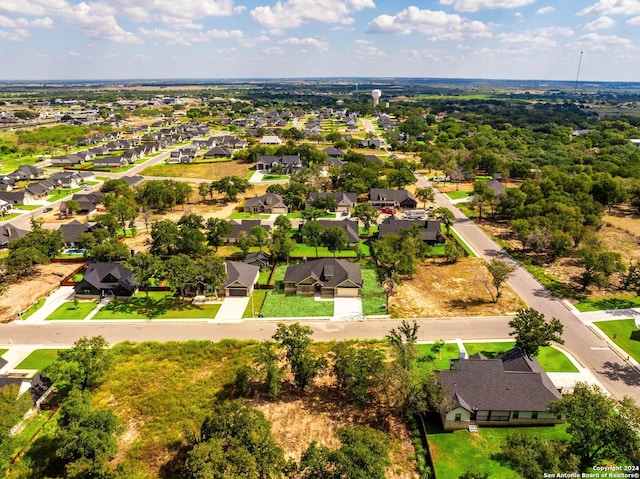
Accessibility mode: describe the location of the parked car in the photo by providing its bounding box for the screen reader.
[43,207,52,213]
[380,207,396,214]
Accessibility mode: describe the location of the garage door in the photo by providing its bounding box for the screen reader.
[227,288,248,297]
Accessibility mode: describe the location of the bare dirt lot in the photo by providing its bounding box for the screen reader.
[390,257,523,318]
[0,262,81,322]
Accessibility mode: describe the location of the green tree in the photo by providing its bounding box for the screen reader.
[250,225,269,252]
[499,432,579,479]
[432,206,455,234]
[550,383,640,471]
[577,234,625,289]
[107,196,137,236]
[332,342,385,405]
[198,182,211,202]
[163,254,197,298]
[150,219,180,257]
[481,259,515,303]
[321,226,348,257]
[87,237,131,262]
[301,221,324,257]
[273,323,326,391]
[269,229,296,263]
[415,186,435,208]
[254,341,285,398]
[4,246,48,276]
[196,253,227,299]
[125,253,163,298]
[387,168,416,189]
[212,176,252,202]
[237,231,254,257]
[65,199,81,216]
[353,202,379,235]
[273,214,291,232]
[508,307,564,357]
[444,238,464,263]
[43,336,111,391]
[206,217,233,251]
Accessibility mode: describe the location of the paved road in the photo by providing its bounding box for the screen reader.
[416,174,640,400]
[0,316,513,347]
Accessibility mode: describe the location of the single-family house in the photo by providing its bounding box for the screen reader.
[260,135,283,145]
[223,219,271,244]
[437,348,563,431]
[306,192,357,216]
[317,219,360,244]
[256,154,304,174]
[377,216,444,245]
[13,165,46,180]
[0,224,28,248]
[59,220,95,247]
[25,183,50,200]
[322,147,346,158]
[121,176,144,188]
[245,251,270,270]
[65,192,104,214]
[0,190,33,206]
[93,156,128,169]
[243,194,288,215]
[283,258,362,297]
[183,260,259,297]
[369,188,417,210]
[75,262,137,298]
[204,147,232,158]
[486,179,506,196]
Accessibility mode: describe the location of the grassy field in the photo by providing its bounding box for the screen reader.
[0,348,7,356]
[574,296,640,312]
[15,349,61,370]
[290,242,370,258]
[260,291,334,317]
[46,187,83,202]
[449,229,476,257]
[463,342,578,372]
[228,211,271,220]
[20,298,46,320]
[426,414,569,479]
[92,292,221,320]
[445,191,473,200]
[45,301,97,320]
[141,161,250,179]
[360,261,387,316]
[594,319,640,362]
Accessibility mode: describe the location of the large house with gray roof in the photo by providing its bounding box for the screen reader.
[283,258,362,297]
[243,193,288,215]
[437,348,563,430]
[183,260,259,297]
[74,262,136,299]
[369,188,417,210]
[377,216,444,245]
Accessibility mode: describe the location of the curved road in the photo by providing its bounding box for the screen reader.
[421,174,640,401]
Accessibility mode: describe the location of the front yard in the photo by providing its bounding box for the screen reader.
[92,292,221,320]
[594,319,640,363]
[45,301,97,320]
[15,349,61,370]
[463,341,578,373]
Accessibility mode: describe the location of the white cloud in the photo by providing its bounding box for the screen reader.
[567,33,633,52]
[580,0,640,16]
[584,16,615,30]
[536,6,555,14]
[238,34,270,47]
[280,36,329,51]
[139,27,242,45]
[439,0,536,13]
[115,0,243,20]
[250,0,375,29]
[627,15,640,24]
[367,6,492,41]
[0,13,53,40]
[262,46,285,55]
[496,26,573,48]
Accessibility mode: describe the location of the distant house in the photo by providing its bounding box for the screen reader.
[357,139,382,149]
[13,165,46,180]
[377,216,444,245]
[306,192,357,216]
[243,194,288,215]
[25,183,50,200]
[245,251,270,270]
[486,179,506,196]
[322,147,346,158]
[260,135,283,145]
[0,224,29,248]
[64,192,104,214]
[256,154,304,173]
[183,260,259,297]
[93,156,128,169]
[120,176,144,188]
[437,348,563,431]
[283,258,362,297]
[0,190,34,206]
[317,218,360,244]
[369,188,417,210]
[204,147,232,158]
[59,220,95,247]
[223,219,271,244]
[75,262,136,298]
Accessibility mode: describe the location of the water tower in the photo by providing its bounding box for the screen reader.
[371,89,382,108]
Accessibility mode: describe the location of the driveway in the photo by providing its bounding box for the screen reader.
[24,286,75,322]
[333,297,364,321]
[214,297,250,322]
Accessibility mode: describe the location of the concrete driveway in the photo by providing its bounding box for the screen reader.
[333,297,363,321]
[214,297,250,322]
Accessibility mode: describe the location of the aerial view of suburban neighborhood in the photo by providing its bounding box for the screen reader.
[0,76,639,479]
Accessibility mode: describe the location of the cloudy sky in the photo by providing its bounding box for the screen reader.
[0,0,638,81]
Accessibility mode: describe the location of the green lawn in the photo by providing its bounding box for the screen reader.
[228,211,271,220]
[448,229,476,257]
[15,349,61,370]
[243,289,267,319]
[445,190,473,200]
[21,298,46,320]
[358,225,378,236]
[260,292,334,317]
[426,414,569,479]
[360,261,387,316]
[415,343,460,371]
[13,204,40,210]
[574,296,640,312]
[262,174,289,181]
[463,342,578,372]
[93,292,221,320]
[0,213,21,221]
[290,243,369,258]
[46,187,83,202]
[0,349,7,356]
[45,301,97,320]
[594,319,640,363]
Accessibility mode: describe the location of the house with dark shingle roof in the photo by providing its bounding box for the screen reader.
[283,258,362,297]
[256,154,304,173]
[322,146,346,158]
[183,260,259,297]
[306,192,357,216]
[0,224,29,248]
[222,219,271,244]
[75,262,136,298]
[245,251,270,270]
[243,193,288,215]
[377,216,444,245]
[369,188,417,210]
[437,348,563,430]
[59,220,95,247]
[317,219,360,244]
[486,179,506,196]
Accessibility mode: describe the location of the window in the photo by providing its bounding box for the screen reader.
[512,411,519,419]
[454,413,462,422]
[532,412,538,419]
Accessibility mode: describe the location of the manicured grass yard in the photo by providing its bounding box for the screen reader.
[445,190,472,200]
[93,292,221,320]
[415,343,460,371]
[426,414,569,479]
[0,349,7,356]
[574,296,640,312]
[228,211,271,220]
[45,301,97,320]
[15,349,61,370]
[243,289,267,318]
[290,242,370,258]
[463,341,578,373]
[262,174,289,181]
[360,261,387,316]
[46,187,83,202]
[594,319,640,363]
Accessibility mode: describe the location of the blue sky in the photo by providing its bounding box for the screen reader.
[0,0,638,81]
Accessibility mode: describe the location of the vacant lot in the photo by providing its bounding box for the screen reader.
[141,160,251,180]
[390,257,523,318]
